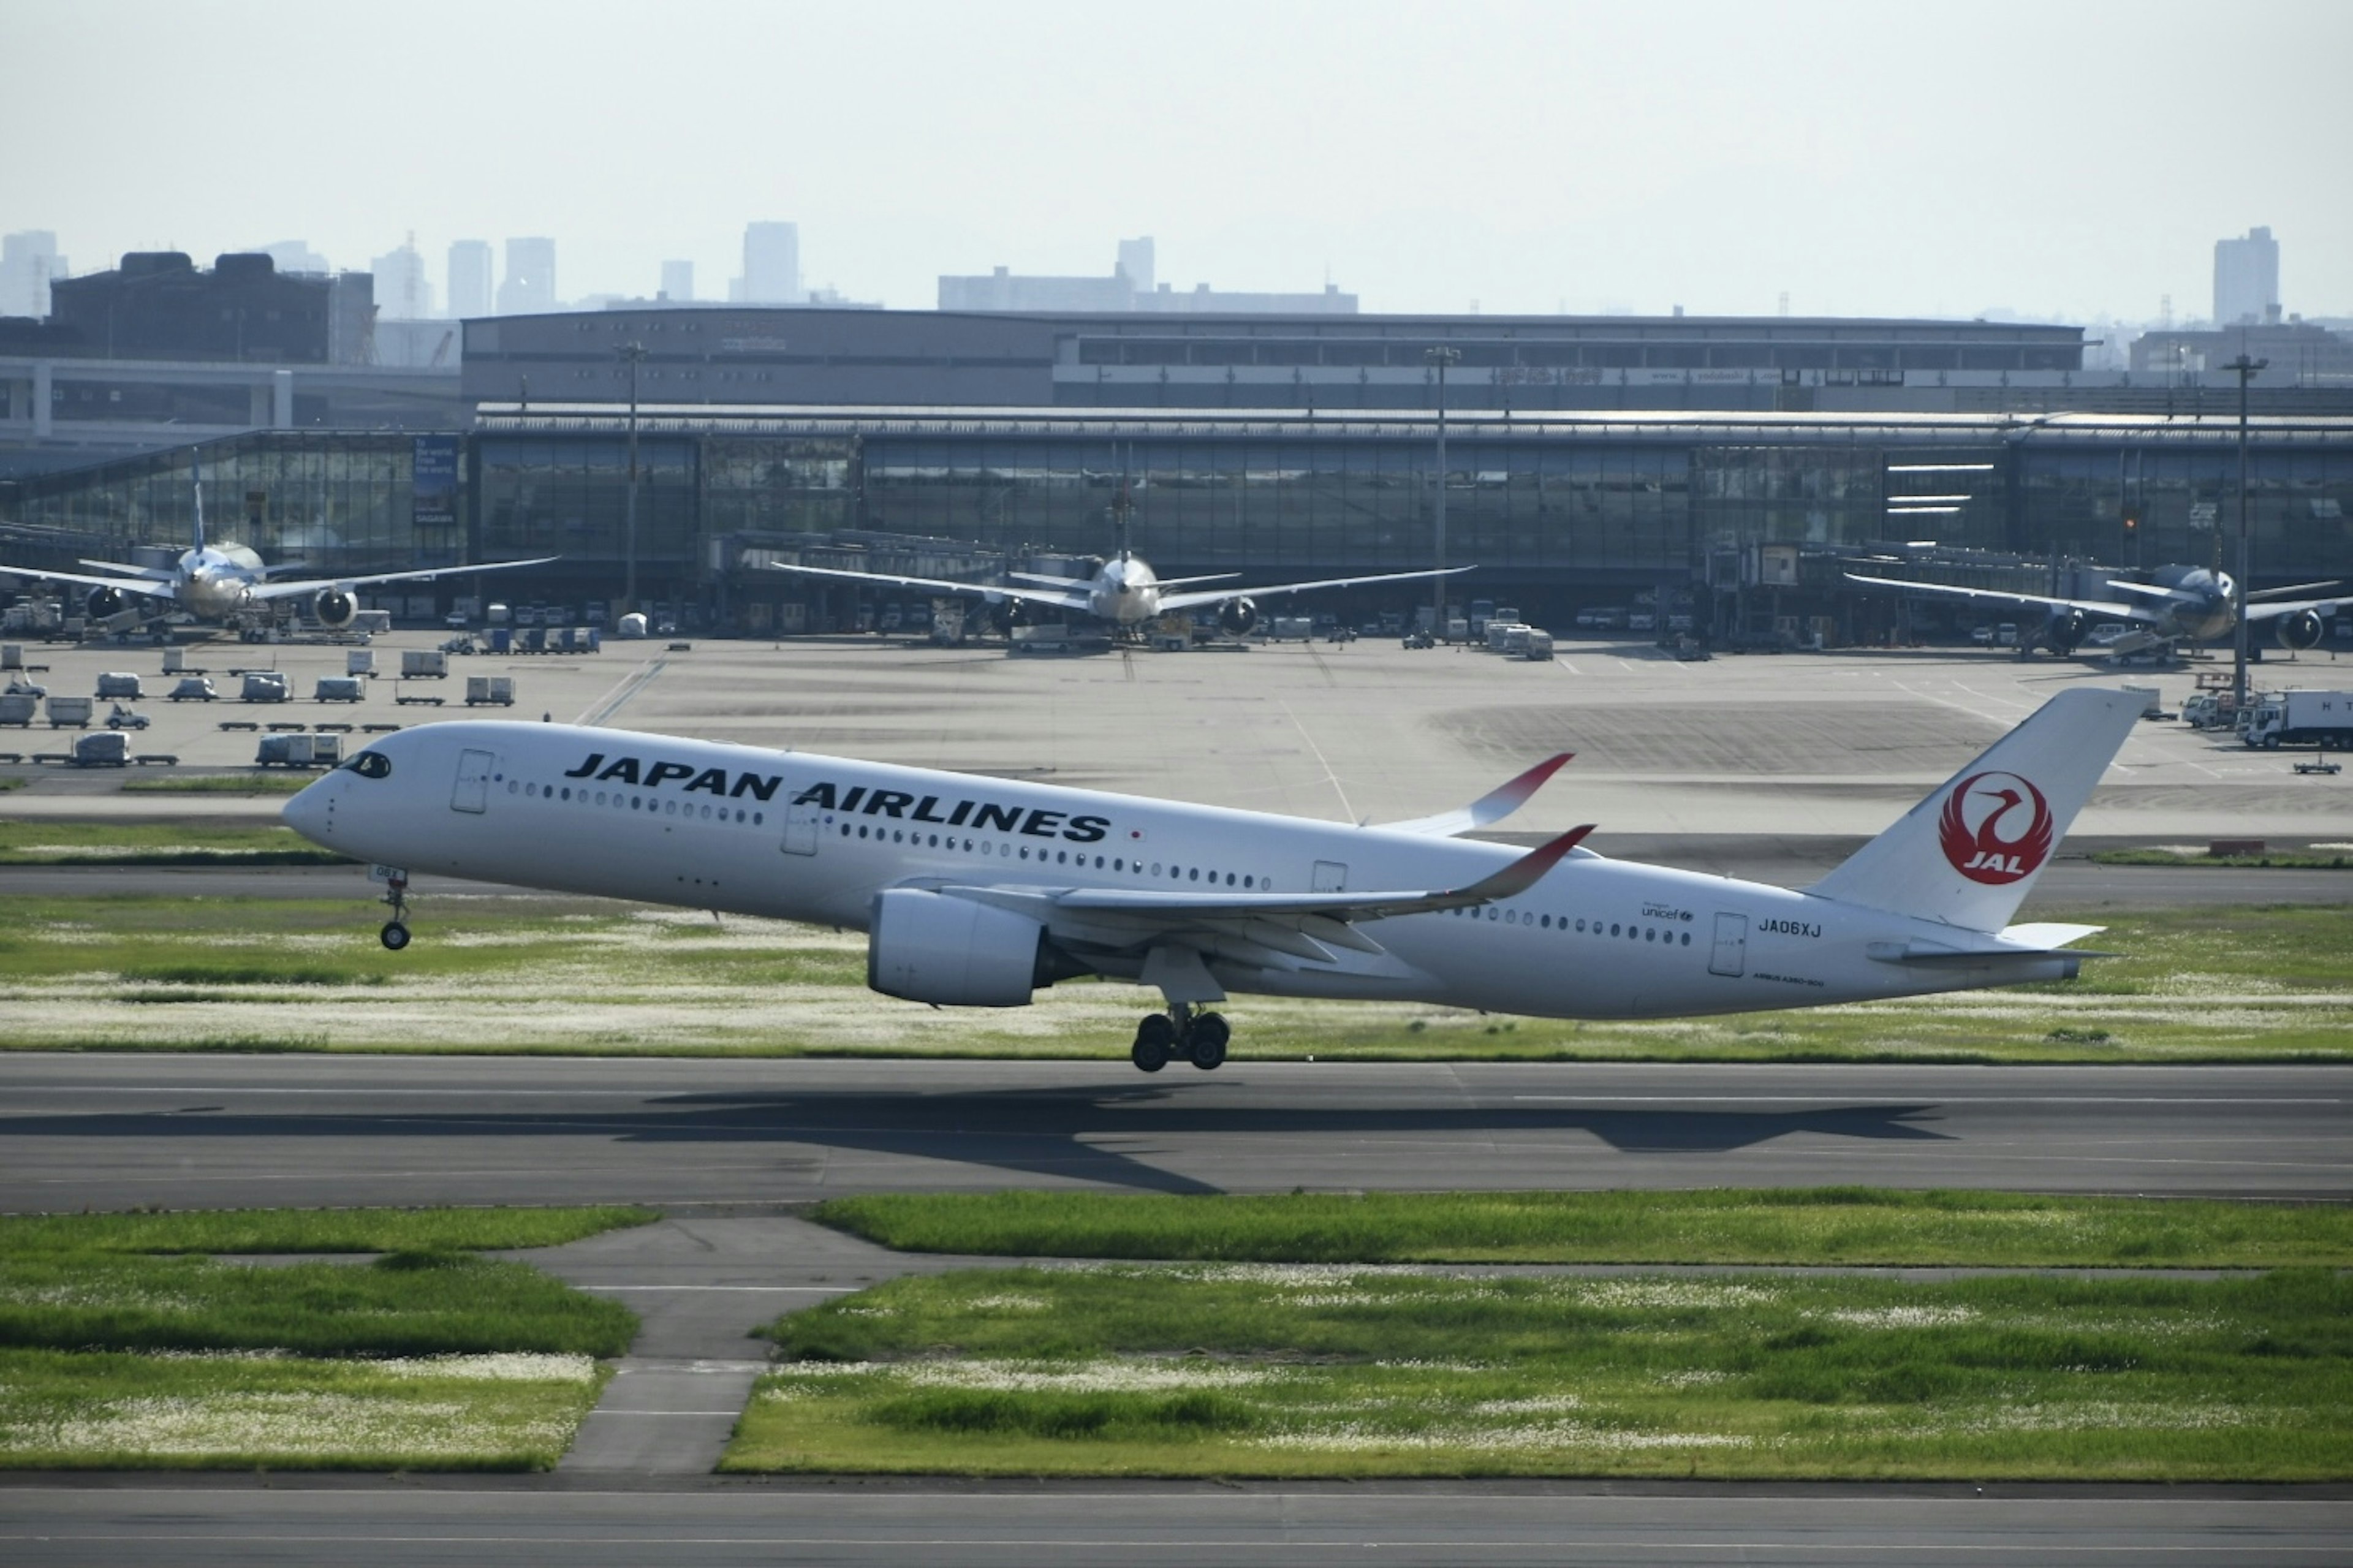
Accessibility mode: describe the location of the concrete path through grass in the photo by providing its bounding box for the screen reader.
[516,1212,987,1475]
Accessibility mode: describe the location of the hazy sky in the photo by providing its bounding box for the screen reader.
[7,0,2347,324]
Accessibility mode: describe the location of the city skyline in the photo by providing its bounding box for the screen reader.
[4,0,2348,325]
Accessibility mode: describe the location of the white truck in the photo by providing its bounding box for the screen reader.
[2242,690,2353,750]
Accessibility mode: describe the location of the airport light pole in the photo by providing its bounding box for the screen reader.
[1426,346,1461,638]
[2226,353,2267,711]
[617,341,648,619]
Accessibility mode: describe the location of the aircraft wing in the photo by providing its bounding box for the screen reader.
[1378,753,1574,837]
[762,560,1096,615]
[2249,580,2343,602]
[245,557,559,601]
[2245,594,2348,623]
[1158,565,1475,614]
[76,558,179,582]
[1841,572,2145,622]
[0,563,180,600]
[1044,824,1594,925]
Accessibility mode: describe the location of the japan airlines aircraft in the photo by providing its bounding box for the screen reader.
[1845,563,2344,657]
[284,688,2145,1070]
[0,475,554,632]
[763,551,1471,638]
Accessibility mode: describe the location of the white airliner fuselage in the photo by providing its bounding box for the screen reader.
[284,690,2143,1070]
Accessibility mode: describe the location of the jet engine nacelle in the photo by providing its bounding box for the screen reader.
[2042,608,2087,655]
[1218,597,1259,638]
[312,588,357,629]
[86,585,126,620]
[867,888,1058,1007]
[2275,610,2326,651]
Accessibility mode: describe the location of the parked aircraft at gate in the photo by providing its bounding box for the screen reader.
[1845,562,2344,656]
[763,550,1469,638]
[0,476,553,632]
[282,688,2144,1071]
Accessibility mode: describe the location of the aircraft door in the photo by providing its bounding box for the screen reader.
[1311,860,1348,892]
[451,748,495,814]
[1708,912,1747,978]
[782,795,820,856]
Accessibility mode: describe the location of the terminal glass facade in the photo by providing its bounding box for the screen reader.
[4,415,2349,627]
[3,434,430,569]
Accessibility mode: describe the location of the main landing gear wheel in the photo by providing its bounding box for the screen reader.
[1130,1007,1232,1072]
[1131,1013,1176,1073]
[380,921,411,951]
[1186,1012,1230,1070]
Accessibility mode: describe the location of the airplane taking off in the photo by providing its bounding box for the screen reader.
[1845,562,2344,657]
[763,552,1470,638]
[0,472,555,634]
[284,688,2145,1072]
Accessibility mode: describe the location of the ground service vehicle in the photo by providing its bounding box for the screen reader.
[2242,690,2353,749]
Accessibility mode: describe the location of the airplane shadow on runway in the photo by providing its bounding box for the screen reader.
[0,1085,1954,1197]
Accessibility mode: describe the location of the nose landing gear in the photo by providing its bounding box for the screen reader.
[379,871,412,951]
[1130,1004,1230,1072]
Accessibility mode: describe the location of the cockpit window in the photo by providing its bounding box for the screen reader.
[344,751,392,779]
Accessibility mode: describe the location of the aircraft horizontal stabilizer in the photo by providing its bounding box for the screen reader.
[1381,753,1573,836]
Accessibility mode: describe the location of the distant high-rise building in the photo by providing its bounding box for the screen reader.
[447,240,493,320]
[1115,237,1155,295]
[497,237,557,315]
[1,230,66,317]
[371,238,434,320]
[741,222,802,304]
[660,259,694,303]
[2214,226,2280,326]
[254,240,330,275]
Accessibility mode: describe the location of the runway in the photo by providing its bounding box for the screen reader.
[4,1482,2349,1567]
[2,1056,2344,1212]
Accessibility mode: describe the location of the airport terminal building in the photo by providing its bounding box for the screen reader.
[6,402,2350,642]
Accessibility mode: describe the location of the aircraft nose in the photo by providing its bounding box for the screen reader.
[281,775,336,843]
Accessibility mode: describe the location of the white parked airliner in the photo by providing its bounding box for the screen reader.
[0,474,553,632]
[764,550,1470,638]
[282,688,2143,1071]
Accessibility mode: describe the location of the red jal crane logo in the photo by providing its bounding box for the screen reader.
[1937,771,2054,885]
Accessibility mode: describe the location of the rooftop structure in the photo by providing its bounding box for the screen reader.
[940,237,1357,315]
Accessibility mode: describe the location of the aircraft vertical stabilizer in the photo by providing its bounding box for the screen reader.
[1804,688,2142,933]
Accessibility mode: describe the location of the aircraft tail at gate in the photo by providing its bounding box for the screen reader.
[1804,688,2142,933]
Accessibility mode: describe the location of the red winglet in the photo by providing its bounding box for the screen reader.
[1450,823,1595,903]
[1470,752,1574,823]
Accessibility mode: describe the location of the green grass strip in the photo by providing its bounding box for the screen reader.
[0,1347,608,1472]
[730,1266,2352,1480]
[0,821,349,865]
[0,1204,656,1255]
[2091,848,2353,869]
[0,1251,637,1358]
[119,773,314,795]
[811,1188,2353,1269]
